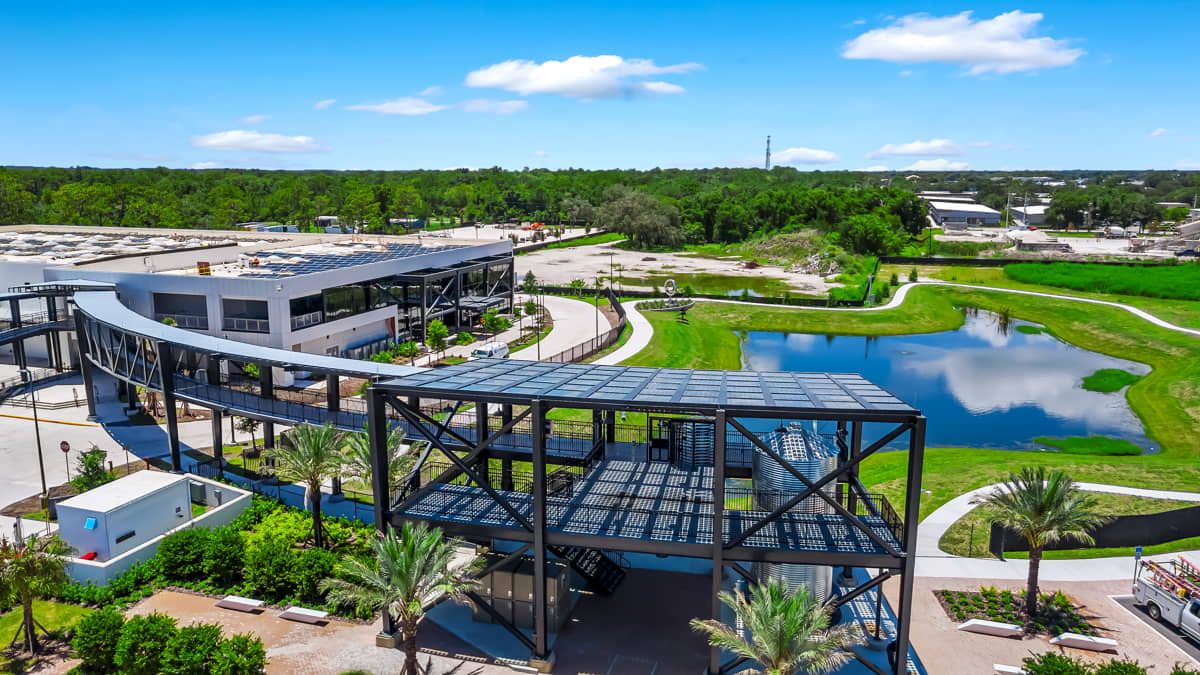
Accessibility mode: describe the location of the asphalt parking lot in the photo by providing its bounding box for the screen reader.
[1113,595,1200,663]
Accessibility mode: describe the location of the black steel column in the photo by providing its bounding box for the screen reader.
[530,399,551,664]
[605,410,615,443]
[211,409,224,477]
[157,341,182,472]
[366,388,398,643]
[44,295,59,371]
[125,380,140,412]
[893,416,926,674]
[848,421,863,514]
[326,373,340,412]
[502,403,513,425]
[708,409,727,675]
[475,401,489,483]
[72,313,98,421]
[259,364,275,452]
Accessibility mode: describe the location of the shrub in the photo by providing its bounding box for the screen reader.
[293,547,338,603]
[71,445,115,493]
[212,633,268,675]
[230,496,279,530]
[161,622,224,674]
[1094,661,1148,675]
[58,557,162,607]
[71,605,126,672]
[115,612,178,675]
[889,271,899,284]
[909,267,918,282]
[245,535,297,601]
[158,527,212,582]
[1022,652,1090,674]
[204,527,246,587]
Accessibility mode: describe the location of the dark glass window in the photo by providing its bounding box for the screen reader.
[290,294,323,317]
[221,298,268,320]
[323,285,366,321]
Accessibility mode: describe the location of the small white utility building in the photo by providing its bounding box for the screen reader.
[56,471,193,562]
[927,200,1003,227]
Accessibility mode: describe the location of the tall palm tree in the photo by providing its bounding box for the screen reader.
[690,580,861,675]
[0,535,70,654]
[267,423,344,548]
[342,423,422,495]
[973,467,1109,619]
[321,522,476,675]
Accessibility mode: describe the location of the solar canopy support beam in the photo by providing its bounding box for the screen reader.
[892,415,925,675]
[366,385,399,641]
[211,409,224,477]
[723,417,905,558]
[259,364,275,453]
[395,404,536,533]
[707,408,727,675]
[464,590,537,653]
[476,400,490,483]
[829,569,892,610]
[156,340,182,472]
[326,373,340,413]
[73,312,98,421]
[531,399,551,662]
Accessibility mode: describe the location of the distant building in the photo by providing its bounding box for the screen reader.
[917,191,977,204]
[1011,205,1048,227]
[239,222,298,233]
[927,200,1002,227]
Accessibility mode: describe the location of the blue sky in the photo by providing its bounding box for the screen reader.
[3,1,1198,171]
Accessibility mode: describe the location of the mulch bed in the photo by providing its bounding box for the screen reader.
[933,587,1106,638]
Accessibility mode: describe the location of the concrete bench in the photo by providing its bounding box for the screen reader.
[280,606,329,624]
[957,619,1024,638]
[1049,632,1118,652]
[994,665,1026,675]
[216,595,264,613]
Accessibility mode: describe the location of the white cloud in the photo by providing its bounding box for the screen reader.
[904,158,970,171]
[842,10,1083,75]
[191,129,322,153]
[190,161,220,169]
[772,146,840,165]
[465,55,703,99]
[240,114,270,125]
[1150,127,1168,137]
[419,85,444,97]
[898,69,913,77]
[862,165,890,172]
[532,150,546,158]
[871,138,960,157]
[313,98,337,110]
[346,97,449,115]
[461,99,529,115]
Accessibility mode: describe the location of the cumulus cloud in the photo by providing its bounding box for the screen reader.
[871,138,961,157]
[347,97,449,115]
[532,149,547,158]
[772,146,839,165]
[240,114,270,125]
[461,99,529,115]
[191,161,220,169]
[191,130,322,153]
[1150,127,1168,137]
[465,55,703,99]
[842,10,1083,75]
[313,98,337,110]
[419,85,444,97]
[904,158,970,171]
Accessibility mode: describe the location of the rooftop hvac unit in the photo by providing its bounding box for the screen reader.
[752,424,838,602]
[197,261,211,276]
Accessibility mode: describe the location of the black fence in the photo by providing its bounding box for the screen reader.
[538,285,867,308]
[989,504,1200,556]
[880,255,1186,268]
[542,288,629,363]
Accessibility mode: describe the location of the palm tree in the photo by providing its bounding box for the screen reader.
[321,522,476,675]
[0,535,70,654]
[972,467,1109,619]
[342,423,423,495]
[266,423,344,548]
[690,580,860,675]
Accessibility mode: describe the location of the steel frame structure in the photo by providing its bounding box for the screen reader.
[369,365,926,674]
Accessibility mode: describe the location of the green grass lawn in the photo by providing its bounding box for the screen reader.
[1003,535,1200,560]
[1032,436,1144,456]
[1081,368,1142,392]
[0,600,92,671]
[620,271,808,298]
[938,491,1193,559]
[1005,261,1200,301]
[536,231,624,250]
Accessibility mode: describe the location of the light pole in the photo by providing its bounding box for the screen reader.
[20,369,48,503]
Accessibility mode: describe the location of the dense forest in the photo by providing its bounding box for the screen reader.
[0,166,1196,255]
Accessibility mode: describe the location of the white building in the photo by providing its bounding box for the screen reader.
[0,225,514,369]
[926,200,1003,227]
[1011,204,1048,227]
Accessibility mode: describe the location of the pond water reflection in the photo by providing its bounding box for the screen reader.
[740,311,1153,450]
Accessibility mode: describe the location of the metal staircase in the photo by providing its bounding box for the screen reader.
[553,546,626,595]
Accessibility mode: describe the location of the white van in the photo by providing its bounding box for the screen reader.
[469,341,509,360]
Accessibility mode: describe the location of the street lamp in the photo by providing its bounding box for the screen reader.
[19,369,48,502]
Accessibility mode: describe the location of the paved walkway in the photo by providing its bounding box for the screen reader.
[916,481,1200,581]
[510,293,610,360]
[593,299,652,365]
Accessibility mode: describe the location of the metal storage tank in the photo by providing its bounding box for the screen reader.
[752,424,838,602]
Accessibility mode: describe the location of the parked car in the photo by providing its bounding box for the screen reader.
[469,341,510,360]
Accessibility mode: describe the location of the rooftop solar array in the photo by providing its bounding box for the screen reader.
[221,242,467,278]
[382,358,916,415]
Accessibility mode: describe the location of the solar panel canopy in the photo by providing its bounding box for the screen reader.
[380,358,916,415]
[240,242,466,278]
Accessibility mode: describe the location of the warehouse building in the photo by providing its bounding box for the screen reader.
[926,200,1003,227]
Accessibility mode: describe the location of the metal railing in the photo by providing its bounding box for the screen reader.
[154,312,209,330]
[289,310,324,330]
[222,317,270,333]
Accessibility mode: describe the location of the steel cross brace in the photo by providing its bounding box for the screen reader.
[723,417,911,555]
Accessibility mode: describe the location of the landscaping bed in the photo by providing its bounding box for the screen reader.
[934,587,1098,636]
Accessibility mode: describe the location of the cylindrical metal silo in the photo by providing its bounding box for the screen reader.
[752,424,838,602]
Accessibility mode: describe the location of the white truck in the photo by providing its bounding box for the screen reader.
[1132,557,1200,643]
